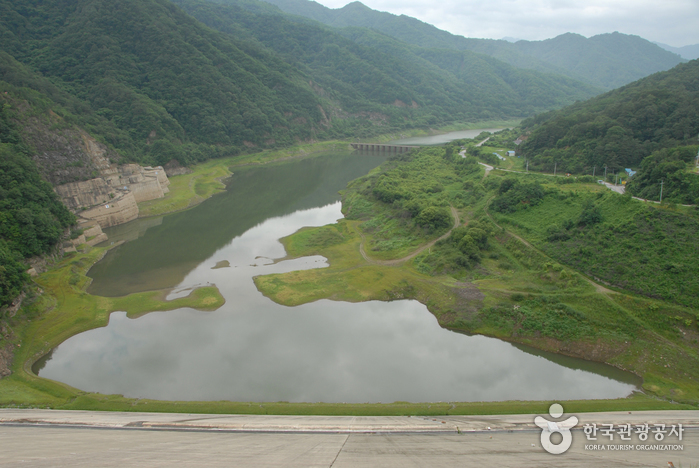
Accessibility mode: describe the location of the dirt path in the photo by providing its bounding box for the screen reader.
[359,206,461,266]
[481,195,615,295]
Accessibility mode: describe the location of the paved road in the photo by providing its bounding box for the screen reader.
[1,409,697,467]
[603,181,626,194]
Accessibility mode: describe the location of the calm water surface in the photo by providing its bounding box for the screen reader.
[389,128,506,145]
[38,149,640,402]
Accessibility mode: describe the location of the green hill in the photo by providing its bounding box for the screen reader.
[259,0,684,90]
[0,0,603,166]
[517,60,699,175]
[0,0,335,164]
[175,0,600,123]
[0,90,76,308]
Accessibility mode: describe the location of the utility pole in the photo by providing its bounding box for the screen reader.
[526,160,529,172]
[554,162,557,176]
[593,166,596,177]
[604,165,607,180]
[660,180,664,203]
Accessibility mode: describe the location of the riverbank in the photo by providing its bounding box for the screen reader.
[254,145,699,406]
[6,125,696,414]
[137,123,520,218]
[0,245,225,409]
[138,141,353,217]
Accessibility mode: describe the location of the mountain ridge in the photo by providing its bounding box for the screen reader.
[258,0,685,90]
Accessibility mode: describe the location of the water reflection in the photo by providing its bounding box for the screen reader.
[88,152,388,296]
[389,128,507,145]
[41,200,638,402]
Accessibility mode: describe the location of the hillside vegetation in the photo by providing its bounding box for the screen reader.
[0,93,75,308]
[258,0,684,89]
[256,143,699,403]
[517,60,699,177]
[0,0,600,168]
[175,0,600,122]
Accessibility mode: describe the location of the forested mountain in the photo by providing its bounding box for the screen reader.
[175,0,599,120]
[516,60,699,177]
[0,0,333,165]
[258,0,685,90]
[0,90,76,307]
[0,0,598,164]
[0,0,603,167]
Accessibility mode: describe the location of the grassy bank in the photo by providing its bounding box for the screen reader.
[0,245,225,408]
[6,390,689,416]
[137,122,519,218]
[138,141,355,217]
[254,145,699,406]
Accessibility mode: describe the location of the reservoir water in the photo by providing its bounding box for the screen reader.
[389,128,506,145]
[38,142,640,402]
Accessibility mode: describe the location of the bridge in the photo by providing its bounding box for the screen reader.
[350,143,419,153]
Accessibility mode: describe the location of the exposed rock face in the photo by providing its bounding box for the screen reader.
[22,109,121,186]
[116,164,170,203]
[11,95,172,230]
[67,223,109,246]
[55,178,114,210]
[54,161,171,228]
[79,191,139,228]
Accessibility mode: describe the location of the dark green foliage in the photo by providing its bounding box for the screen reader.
[577,200,603,226]
[0,99,77,307]
[0,0,605,165]
[0,239,28,309]
[0,143,76,307]
[0,145,75,258]
[518,60,699,174]
[490,179,545,213]
[415,206,450,231]
[174,0,600,126]
[626,146,699,204]
[0,0,331,162]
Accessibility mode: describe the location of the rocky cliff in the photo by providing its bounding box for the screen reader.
[55,163,171,229]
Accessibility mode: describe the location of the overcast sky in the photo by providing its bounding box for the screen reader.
[314,0,699,47]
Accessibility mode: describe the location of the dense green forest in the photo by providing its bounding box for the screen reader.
[0,0,329,164]
[0,0,601,168]
[517,60,699,176]
[174,0,600,122]
[625,146,699,204]
[257,0,684,89]
[0,97,75,308]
